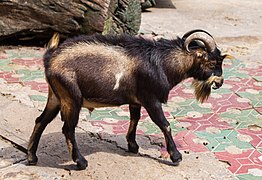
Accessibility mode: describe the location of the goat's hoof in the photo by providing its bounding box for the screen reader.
[76,158,88,170]
[170,152,182,165]
[27,154,38,165]
[128,142,139,154]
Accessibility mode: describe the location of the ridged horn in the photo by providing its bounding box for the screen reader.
[183,29,216,53]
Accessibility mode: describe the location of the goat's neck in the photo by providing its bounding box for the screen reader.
[163,51,195,87]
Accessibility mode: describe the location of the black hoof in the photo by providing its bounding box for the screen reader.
[170,152,182,165]
[128,142,139,154]
[27,154,38,165]
[76,158,88,170]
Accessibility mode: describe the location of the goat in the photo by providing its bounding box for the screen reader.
[27,30,231,170]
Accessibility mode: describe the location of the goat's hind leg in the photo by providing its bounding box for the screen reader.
[27,87,60,165]
[126,104,141,153]
[60,98,87,170]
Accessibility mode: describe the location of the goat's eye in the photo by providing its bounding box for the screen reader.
[208,63,215,69]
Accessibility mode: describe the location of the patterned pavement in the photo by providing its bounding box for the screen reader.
[0,47,261,179]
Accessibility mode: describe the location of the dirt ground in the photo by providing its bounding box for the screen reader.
[0,0,262,179]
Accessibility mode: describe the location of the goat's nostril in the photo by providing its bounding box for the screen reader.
[212,80,223,89]
[216,82,222,87]
[221,78,224,84]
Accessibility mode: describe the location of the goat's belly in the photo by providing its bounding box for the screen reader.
[82,99,119,111]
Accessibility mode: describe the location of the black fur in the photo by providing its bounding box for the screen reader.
[45,34,186,103]
[28,31,226,170]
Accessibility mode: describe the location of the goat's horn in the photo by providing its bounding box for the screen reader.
[183,30,216,53]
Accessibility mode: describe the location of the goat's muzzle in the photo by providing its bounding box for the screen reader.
[192,75,224,103]
[210,76,224,90]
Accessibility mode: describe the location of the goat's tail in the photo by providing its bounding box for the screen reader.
[43,33,60,68]
[46,32,60,50]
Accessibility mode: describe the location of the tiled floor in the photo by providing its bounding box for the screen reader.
[0,47,261,179]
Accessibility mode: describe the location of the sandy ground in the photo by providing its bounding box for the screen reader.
[0,0,262,179]
[0,95,234,179]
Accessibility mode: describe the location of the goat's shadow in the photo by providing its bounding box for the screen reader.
[1,131,178,171]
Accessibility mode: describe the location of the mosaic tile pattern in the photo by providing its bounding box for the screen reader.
[0,47,261,179]
[215,149,262,175]
[195,130,253,152]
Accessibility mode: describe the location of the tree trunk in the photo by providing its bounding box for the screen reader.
[0,0,141,46]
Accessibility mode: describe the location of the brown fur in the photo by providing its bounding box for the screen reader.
[191,75,221,103]
[28,31,229,170]
[46,32,59,49]
[192,79,212,103]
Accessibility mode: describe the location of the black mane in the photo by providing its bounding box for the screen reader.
[61,34,185,64]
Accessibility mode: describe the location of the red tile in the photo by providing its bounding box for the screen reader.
[237,158,253,165]
[206,93,251,113]
[23,81,48,93]
[12,58,43,67]
[90,120,145,135]
[215,149,262,174]
[237,165,262,174]
[238,128,262,149]
[174,131,209,152]
[178,113,232,132]
[225,78,262,92]
[0,71,20,83]
[241,66,262,77]
[255,107,262,114]
[37,83,48,93]
[169,85,195,99]
[0,53,8,59]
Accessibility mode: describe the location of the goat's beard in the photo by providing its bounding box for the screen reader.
[192,76,219,103]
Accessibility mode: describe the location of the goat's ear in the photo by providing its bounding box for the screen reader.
[195,50,208,61]
[196,51,204,58]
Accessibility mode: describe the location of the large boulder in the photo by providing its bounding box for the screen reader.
[0,0,141,45]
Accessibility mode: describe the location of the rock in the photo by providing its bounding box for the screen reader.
[0,0,141,46]
[141,0,156,11]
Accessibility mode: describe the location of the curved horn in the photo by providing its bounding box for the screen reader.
[182,29,214,40]
[183,30,216,53]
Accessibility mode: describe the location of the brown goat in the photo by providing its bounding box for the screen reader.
[27,30,231,169]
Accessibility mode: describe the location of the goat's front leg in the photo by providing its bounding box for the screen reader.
[144,101,182,164]
[126,104,141,153]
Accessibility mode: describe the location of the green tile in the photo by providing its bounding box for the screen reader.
[0,59,13,71]
[195,130,253,152]
[170,120,186,134]
[253,76,262,82]
[171,99,212,117]
[214,87,233,94]
[0,59,11,66]
[16,69,45,81]
[138,121,162,135]
[5,49,43,59]
[137,119,184,135]
[219,109,262,129]
[237,91,262,108]
[223,59,250,79]
[29,95,47,102]
[237,174,262,180]
[223,69,250,79]
[89,108,129,121]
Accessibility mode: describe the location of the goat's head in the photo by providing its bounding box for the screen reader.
[182,30,232,102]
